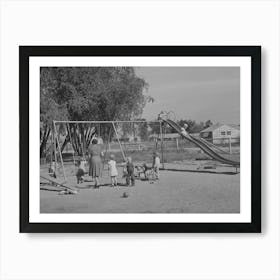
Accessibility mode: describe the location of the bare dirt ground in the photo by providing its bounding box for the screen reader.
[40,162,240,213]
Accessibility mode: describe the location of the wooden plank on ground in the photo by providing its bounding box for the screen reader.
[40,174,76,191]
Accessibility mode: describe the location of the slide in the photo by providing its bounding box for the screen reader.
[162,119,240,166]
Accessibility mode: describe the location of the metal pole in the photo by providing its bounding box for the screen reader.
[159,121,165,169]
[50,128,53,170]
[53,120,160,124]
[112,122,126,161]
[52,124,57,173]
[67,123,76,166]
[53,121,67,182]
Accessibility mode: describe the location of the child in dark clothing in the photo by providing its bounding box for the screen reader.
[125,157,135,186]
[76,160,86,184]
[142,163,149,179]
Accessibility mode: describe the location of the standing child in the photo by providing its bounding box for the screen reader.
[126,157,135,186]
[76,160,86,184]
[49,161,57,178]
[108,154,118,187]
[142,163,149,180]
[152,152,161,180]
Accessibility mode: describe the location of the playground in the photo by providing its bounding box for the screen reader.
[41,166,239,213]
[39,67,241,214]
[40,115,240,213]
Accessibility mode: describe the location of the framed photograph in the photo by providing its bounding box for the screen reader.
[20,46,261,233]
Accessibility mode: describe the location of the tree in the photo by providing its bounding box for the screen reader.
[192,121,205,133]
[205,120,213,128]
[40,68,69,157]
[177,119,205,133]
[138,119,149,141]
[149,121,161,135]
[40,67,152,157]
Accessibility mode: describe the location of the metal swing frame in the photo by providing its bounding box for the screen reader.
[51,120,164,182]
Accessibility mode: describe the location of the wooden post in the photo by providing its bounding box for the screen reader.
[176,138,179,151]
[53,121,67,182]
[229,136,232,154]
[160,121,164,169]
[155,138,158,150]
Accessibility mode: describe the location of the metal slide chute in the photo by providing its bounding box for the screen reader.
[162,119,240,167]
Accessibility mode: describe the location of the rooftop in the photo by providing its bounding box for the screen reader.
[200,123,240,133]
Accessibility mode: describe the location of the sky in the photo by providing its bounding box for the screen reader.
[135,67,240,124]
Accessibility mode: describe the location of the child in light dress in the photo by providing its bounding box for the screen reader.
[152,152,161,180]
[108,154,118,187]
[180,123,189,137]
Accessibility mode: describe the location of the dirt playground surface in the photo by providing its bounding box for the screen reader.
[40,162,240,213]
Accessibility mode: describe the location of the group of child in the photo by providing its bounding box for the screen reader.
[107,155,137,187]
[76,152,161,187]
[74,122,190,187]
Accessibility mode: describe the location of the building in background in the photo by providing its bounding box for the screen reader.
[199,124,240,144]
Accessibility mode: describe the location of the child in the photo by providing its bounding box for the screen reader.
[180,127,187,137]
[76,160,86,184]
[142,163,149,180]
[135,163,148,180]
[152,152,161,180]
[180,123,189,137]
[108,154,118,187]
[49,161,57,178]
[125,157,135,186]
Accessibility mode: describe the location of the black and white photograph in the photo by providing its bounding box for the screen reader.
[40,66,241,214]
[19,46,261,232]
[3,1,279,279]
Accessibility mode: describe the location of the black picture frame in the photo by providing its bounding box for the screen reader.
[20,46,261,233]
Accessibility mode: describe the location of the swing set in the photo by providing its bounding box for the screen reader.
[41,112,238,191]
[48,120,166,184]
